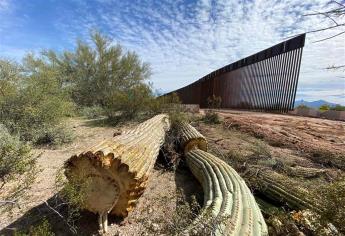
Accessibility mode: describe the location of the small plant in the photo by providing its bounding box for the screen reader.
[54,168,89,233]
[250,140,272,159]
[203,110,220,124]
[14,218,55,236]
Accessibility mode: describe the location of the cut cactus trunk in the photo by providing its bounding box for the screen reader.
[252,169,318,211]
[65,114,170,233]
[178,121,207,153]
[286,166,325,178]
[177,122,268,235]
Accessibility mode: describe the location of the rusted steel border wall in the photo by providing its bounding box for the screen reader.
[166,34,306,112]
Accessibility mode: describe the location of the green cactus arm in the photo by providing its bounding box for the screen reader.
[185,149,268,236]
[176,120,267,236]
[252,169,319,212]
[177,121,208,153]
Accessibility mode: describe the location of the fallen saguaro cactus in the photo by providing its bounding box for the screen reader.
[178,121,207,153]
[251,169,318,211]
[287,166,325,178]
[65,114,170,233]
[177,122,268,235]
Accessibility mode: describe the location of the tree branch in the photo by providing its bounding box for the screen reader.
[43,200,77,234]
[313,30,345,42]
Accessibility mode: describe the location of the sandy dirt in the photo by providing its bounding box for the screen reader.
[0,118,201,236]
[212,110,345,168]
[194,110,345,197]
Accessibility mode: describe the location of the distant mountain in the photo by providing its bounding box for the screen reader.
[294,99,338,109]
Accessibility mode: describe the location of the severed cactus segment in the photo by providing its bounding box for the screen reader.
[185,149,268,236]
[65,114,170,232]
[287,166,325,178]
[177,122,268,235]
[178,121,207,153]
[253,169,318,211]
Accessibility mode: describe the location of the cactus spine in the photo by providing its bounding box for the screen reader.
[65,114,170,233]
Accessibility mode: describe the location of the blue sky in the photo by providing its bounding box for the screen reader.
[0,0,344,104]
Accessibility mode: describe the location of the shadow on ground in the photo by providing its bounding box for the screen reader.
[0,195,100,236]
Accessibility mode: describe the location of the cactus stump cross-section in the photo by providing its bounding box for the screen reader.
[65,114,170,233]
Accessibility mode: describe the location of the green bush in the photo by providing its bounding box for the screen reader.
[0,124,37,204]
[34,125,74,146]
[79,105,105,119]
[14,218,55,236]
[330,105,345,111]
[203,110,220,124]
[319,104,330,111]
[104,83,154,120]
[0,58,74,145]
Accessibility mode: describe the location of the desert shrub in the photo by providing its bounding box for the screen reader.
[39,31,152,120]
[14,218,55,236]
[330,104,345,111]
[203,110,220,124]
[319,104,330,111]
[54,168,89,231]
[34,125,74,146]
[250,140,272,159]
[0,124,37,208]
[0,58,74,145]
[151,92,181,113]
[79,105,104,119]
[104,83,154,120]
[207,94,222,109]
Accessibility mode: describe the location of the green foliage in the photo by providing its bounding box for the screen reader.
[23,31,153,121]
[330,104,345,111]
[207,94,222,109]
[105,83,154,120]
[319,104,330,111]
[56,169,88,209]
[14,218,55,236]
[0,58,74,145]
[0,124,37,207]
[79,105,105,119]
[34,125,74,146]
[203,110,220,124]
[151,92,181,113]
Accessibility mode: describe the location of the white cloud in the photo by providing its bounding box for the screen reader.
[2,0,345,104]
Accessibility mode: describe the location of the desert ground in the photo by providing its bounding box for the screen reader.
[1,110,344,235]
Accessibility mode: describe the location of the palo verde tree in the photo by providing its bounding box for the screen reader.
[40,31,152,119]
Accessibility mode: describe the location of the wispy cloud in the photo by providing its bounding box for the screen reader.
[1,0,344,104]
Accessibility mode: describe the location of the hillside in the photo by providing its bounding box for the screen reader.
[294,99,338,108]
